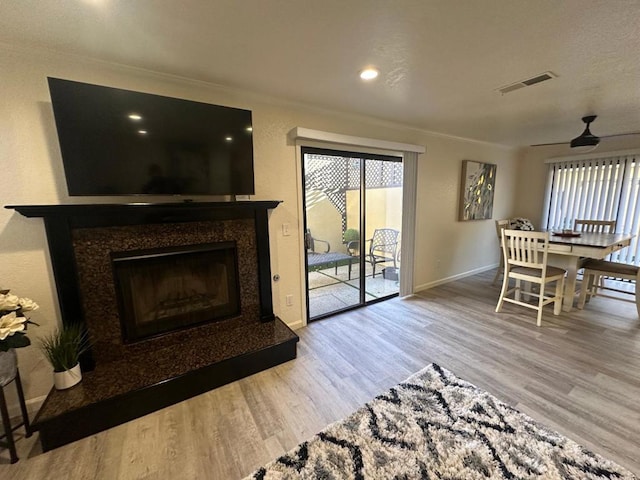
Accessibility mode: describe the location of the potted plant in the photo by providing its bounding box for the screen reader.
[0,289,39,385]
[39,323,90,390]
[342,228,359,244]
[343,228,360,255]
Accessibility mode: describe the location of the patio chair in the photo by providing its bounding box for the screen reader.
[305,229,330,253]
[365,228,399,278]
[305,229,356,279]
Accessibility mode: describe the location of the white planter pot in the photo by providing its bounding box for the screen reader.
[53,363,82,390]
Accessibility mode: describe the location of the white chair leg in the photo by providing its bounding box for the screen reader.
[585,271,596,303]
[495,270,509,313]
[593,274,602,296]
[578,272,589,309]
[554,277,564,315]
[635,272,640,318]
[492,257,504,286]
[515,279,521,301]
[536,284,544,326]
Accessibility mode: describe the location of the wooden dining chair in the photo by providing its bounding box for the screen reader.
[573,219,617,288]
[573,219,616,233]
[492,219,511,285]
[578,260,640,317]
[496,229,567,326]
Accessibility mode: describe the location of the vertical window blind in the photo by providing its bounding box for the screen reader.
[543,151,640,264]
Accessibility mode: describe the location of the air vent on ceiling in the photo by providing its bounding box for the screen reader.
[496,71,557,95]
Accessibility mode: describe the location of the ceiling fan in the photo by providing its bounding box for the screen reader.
[531,115,640,148]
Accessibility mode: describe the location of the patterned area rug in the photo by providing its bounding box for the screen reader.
[246,363,637,479]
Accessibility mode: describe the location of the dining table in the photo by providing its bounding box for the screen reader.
[545,231,634,311]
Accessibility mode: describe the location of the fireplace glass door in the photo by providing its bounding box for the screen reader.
[112,242,240,342]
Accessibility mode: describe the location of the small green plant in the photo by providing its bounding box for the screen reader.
[343,228,359,244]
[39,324,90,372]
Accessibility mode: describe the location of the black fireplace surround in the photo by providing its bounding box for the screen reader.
[7,201,299,451]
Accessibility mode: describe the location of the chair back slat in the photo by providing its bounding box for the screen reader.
[573,219,616,233]
[497,229,566,326]
[495,219,510,239]
[502,229,548,271]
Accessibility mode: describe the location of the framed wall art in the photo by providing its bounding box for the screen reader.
[458,160,497,221]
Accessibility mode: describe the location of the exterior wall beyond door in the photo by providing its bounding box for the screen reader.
[305,193,345,254]
[346,187,403,242]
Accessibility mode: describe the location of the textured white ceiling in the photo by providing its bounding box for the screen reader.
[2,0,640,148]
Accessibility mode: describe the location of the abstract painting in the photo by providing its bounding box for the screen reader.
[459,160,497,221]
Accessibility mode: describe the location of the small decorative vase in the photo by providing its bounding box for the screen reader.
[0,349,18,387]
[53,363,82,390]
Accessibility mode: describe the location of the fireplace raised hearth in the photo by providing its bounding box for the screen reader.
[7,201,298,451]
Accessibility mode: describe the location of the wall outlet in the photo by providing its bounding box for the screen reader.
[285,294,293,306]
[282,223,291,236]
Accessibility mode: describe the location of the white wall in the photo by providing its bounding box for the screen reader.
[1,44,520,407]
[412,137,517,289]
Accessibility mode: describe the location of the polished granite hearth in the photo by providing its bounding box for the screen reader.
[32,317,297,451]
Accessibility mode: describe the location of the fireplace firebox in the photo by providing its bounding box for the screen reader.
[112,242,240,343]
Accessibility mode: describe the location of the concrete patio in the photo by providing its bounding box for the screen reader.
[307,262,399,318]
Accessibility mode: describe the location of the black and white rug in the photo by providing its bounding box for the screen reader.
[246,363,637,479]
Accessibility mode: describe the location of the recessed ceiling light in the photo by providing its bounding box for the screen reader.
[246,126,253,132]
[359,68,379,81]
[138,130,147,135]
[128,114,142,121]
[225,136,233,142]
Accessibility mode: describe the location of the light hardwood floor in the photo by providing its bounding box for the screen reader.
[2,270,639,478]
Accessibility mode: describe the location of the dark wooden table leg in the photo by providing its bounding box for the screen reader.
[0,384,18,463]
[15,370,31,437]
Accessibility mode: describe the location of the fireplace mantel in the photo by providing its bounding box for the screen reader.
[7,200,281,222]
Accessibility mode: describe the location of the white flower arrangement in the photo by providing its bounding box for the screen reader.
[0,289,39,351]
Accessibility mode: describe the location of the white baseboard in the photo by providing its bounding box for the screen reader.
[286,319,305,330]
[414,263,498,292]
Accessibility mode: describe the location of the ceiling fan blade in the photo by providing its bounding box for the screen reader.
[530,141,569,147]
[601,132,640,139]
[530,114,640,148]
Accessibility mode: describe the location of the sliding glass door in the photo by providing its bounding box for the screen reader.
[302,147,403,321]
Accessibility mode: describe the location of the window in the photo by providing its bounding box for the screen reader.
[543,151,640,264]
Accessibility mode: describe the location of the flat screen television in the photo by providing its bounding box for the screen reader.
[47,77,255,196]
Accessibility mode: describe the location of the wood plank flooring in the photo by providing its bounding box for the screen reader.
[2,269,639,478]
